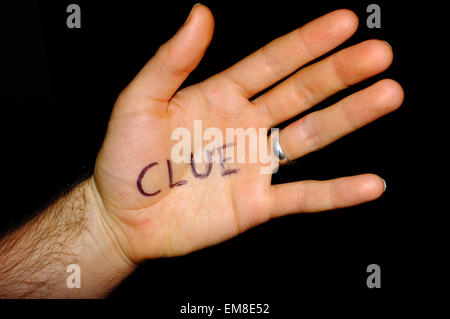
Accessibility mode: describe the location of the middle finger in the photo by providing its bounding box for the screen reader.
[254,39,393,126]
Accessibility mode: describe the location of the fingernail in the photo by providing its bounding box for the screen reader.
[382,178,387,192]
[384,40,392,49]
[185,3,201,24]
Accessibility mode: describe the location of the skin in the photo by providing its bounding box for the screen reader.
[0,5,403,298]
[94,5,403,261]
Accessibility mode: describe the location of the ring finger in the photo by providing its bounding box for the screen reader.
[277,78,404,162]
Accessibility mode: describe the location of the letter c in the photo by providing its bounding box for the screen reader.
[136,162,161,196]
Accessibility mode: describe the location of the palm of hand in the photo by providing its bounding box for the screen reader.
[95,81,274,260]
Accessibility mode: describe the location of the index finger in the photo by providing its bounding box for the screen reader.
[211,9,359,98]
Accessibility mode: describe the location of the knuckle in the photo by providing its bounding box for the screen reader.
[295,187,305,212]
[292,77,314,106]
[159,43,191,77]
[260,46,282,78]
[295,28,313,60]
[340,99,359,131]
[330,54,351,88]
[299,115,322,151]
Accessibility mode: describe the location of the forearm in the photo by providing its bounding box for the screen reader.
[0,177,136,298]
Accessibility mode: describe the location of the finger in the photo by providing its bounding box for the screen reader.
[278,79,404,161]
[255,40,393,126]
[127,4,214,102]
[212,9,358,98]
[270,174,385,217]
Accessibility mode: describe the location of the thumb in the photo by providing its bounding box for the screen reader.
[128,4,214,102]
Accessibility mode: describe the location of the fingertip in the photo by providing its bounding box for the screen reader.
[379,39,394,64]
[314,9,359,44]
[334,9,359,31]
[330,9,359,38]
[373,79,405,113]
[188,3,215,31]
[360,173,386,200]
[382,78,405,108]
[363,39,394,72]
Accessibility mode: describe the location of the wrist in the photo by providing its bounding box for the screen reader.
[0,177,137,298]
[77,177,137,295]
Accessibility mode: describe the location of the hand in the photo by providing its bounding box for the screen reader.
[92,5,404,263]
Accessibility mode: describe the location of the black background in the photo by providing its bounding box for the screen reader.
[1,0,429,315]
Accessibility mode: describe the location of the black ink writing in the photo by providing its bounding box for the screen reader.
[190,151,213,179]
[136,143,239,196]
[168,159,187,188]
[136,162,161,196]
[217,143,240,176]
